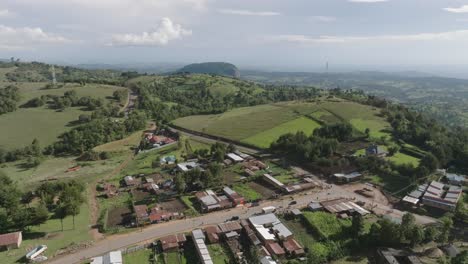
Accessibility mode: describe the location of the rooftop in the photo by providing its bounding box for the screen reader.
[0,231,21,246]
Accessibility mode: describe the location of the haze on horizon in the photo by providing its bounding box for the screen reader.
[1,0,468,74]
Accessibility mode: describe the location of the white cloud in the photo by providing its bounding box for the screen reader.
[218,9,280,16]
[0,24,72,49]
[111,18,192,46]
[0,9,13,17]
[444,5,468,13]
[269,29,468,44]
[348,0,387,3]
[309,16,337,23]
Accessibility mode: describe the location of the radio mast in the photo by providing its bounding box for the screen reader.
[51,65,57,86]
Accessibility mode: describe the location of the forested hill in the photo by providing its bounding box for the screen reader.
[176,62,240,78]
[242,70,468,127]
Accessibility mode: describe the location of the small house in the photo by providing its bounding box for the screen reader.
[0,231,22,250]
[446,173,466,186]
[124,176,137,186]
[160,234,187,252]
[133,205,149,224]
[160,155,177,165]
[366,145,388,157]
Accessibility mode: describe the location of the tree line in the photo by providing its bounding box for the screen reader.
[0,85,20,115]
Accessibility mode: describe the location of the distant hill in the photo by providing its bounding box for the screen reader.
[176,62,240,78]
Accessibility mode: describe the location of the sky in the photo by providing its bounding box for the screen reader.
[1,0,468,72]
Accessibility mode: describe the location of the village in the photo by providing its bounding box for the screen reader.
[1,127,466,264]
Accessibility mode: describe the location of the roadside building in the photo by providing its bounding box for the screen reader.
[0,231,22,250]
[203,226,221,243]
[218,221,242,234]
[249,214,293,242]
[421,181,462,211]
[192,229,213,264]
[320,198,370,216]
[91,250,123,264]
[133,205,149,224]
[308,202,323,211]
[196,190,232,213]
[223,186,245,206]
[160,233,187,252]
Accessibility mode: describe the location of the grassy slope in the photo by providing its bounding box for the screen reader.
[243,116,321,148]
[0,83,126,149]
[173,99,392,148]
[93,130,143,153]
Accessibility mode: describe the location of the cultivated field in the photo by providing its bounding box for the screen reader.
[172,99,392,148]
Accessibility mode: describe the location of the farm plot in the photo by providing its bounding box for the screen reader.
[172,99,395,148]
[248,180,279,199]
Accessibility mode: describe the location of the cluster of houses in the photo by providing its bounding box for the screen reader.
[158,213,305,264]
[140,128,178,152]
[133,204,184,226]
[195,186,245,213]
[263,173,319,194]
[308,198,370,218]
[246,213,305,263]
[402,180,463,211]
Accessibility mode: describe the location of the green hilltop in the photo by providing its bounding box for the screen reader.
[176,62,240,78]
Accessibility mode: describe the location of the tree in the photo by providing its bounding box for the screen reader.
[174,174,186,194]
[409,225,424,247]
[424,225,439,242]
[438,216,453,243]
[420,153,439,172]
[451,250,468,264]
[351,214,365,237]
[388,144,400,156]
[400,213,416,241]
[32,203,49,227]
[365,128,370,138]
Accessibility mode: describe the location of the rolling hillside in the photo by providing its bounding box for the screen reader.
[172,98,391,148]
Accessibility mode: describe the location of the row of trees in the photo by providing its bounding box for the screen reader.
[0,138,42,165]
[0,85,20,115]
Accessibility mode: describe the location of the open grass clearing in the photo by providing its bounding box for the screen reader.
[302,211,351,240]
[207,244,231,264]
[123,248,152,264]
[0,83,125,150]
[0,202,91,264]
[0,154,126,190]
[387,152,420,166]
[232,183,262,201]
[365,174,412,195]
[93,130,143,153]
[242,116,321,148]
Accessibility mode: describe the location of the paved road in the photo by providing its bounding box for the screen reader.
[47,136,437,263]
[48,180,436,264]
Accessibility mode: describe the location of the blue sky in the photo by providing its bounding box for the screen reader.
[1,0,468,71]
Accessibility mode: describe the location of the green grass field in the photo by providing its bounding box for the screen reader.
[302,211,351,240]
[0,83,126,150]
[0,154,126,190]
[0,202,91,264]
[232,183,262,201]
[172,100,393,148]
[123,249,153,264]
[207,244,231,264]
[387,152,420,166]
[243,116,321,148]
[93,130,143,153]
